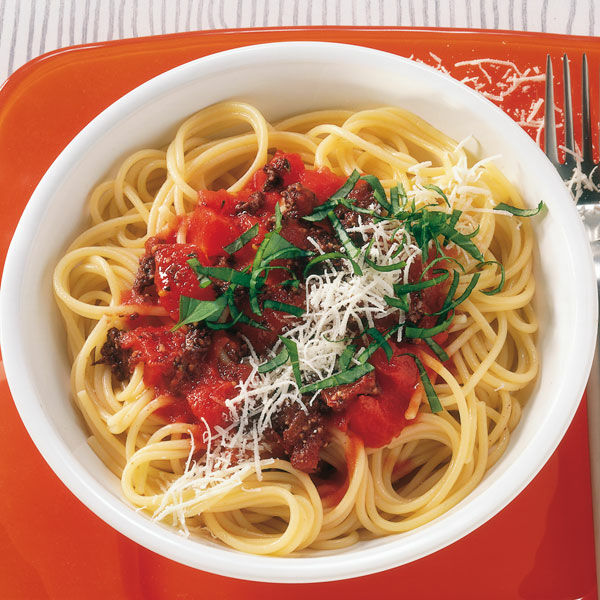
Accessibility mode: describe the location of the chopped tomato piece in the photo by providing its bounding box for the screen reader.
[344,347,421,448]
[187,379,236,430]
[251,151,305,191]
[153,244,215,319]
[186,205,242,260]
[197,189,236,214]
[300,167,345,204]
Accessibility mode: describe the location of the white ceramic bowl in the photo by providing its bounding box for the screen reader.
[1,42,596,583]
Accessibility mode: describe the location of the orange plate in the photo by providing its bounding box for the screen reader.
[0,27,597,600]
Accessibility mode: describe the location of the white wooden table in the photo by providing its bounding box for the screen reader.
[1,0,599,83]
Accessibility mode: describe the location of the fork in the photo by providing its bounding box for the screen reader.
[545,53,600,584]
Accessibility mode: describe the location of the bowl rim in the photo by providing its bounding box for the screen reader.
[1,40,597,583]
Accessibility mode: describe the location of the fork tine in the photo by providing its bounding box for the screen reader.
[544,55,559,165]
[581,53,593,164]
[563,54,576,165]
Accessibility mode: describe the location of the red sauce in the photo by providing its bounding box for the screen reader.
[113,151,448,461]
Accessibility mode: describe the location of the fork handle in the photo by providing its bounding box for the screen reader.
[587,240,600,580]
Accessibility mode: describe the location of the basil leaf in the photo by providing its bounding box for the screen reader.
[331,169,361,200]
[327,210,361,260]
[397,183,409,209]
[258,347,289,373]
[494,201,545,217]
[356,324,401,364]
[364,255,406,272]
[363,328,393,361]
[280,278,300,289]
[360,174,392,212]
[263,300,305,317]
[223,223,259,255]
[274,202,283,231]
[304,252,363,276]
[299,362,374,394]
[173,294,228,329]
[393,270,449,294]
[405,311,454,339]
[390,185,400,215]
[423,184,450,207]
[429,272,480,316]
[477,260,506,296]
[398,352,443,413]
[424,337,449,362]
[440,270,460,314]
[448,209,461,229]
[438,224,484,261]
[249,231,311,314]
[302,199,338,222]
[384,294,409,311]
[302,170,361,222]
[188,258,251,288]
[338,344,357,371]
[279,337,302,388]
[420,255,465,278]
[228,298,268,330]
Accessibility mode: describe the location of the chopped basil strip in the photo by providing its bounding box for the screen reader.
[327,210,361,260]
[356,324,401,364]
[405,311,454,339]
[303,252,363,276]
[223,223,259,254]
[258,347,290,373]
[364,255,406,272]
[477,260,506,296]
[440,270,460,315]
[430,272,481,316]
[420,255,465,278]
[301,199,338,222]
[197,275,212,288]
[331,169,361,200]
[274,202,283,231]
[299,362,374,394]
[263,300,305,317]
[249,231,312,314]
[338,344,357,371]
[229,299,268,330]
[363,328,393,361]
[205,310,245,330]
[279,337,302,388]
[393,270,449,294]
[302,170,361,222]
[438,224,483,261]
[173,294,228,330]
[280,278,300,289]
[390,185,401,215]
[422,184,450,207]
[363,238,406,272]
[188,258,251,288]
[424,337,449,362]
[360,174,392,212]
[384,294,409,311]
[448,209,461,229]
[494,201,545,217]
[398,352,443,413]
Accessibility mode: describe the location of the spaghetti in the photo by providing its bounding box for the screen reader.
[54,102,539,555]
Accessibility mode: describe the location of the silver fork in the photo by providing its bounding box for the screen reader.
[545,53,600,584]
[545,54,600,238]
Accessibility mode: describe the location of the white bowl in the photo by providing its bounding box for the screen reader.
[1,42,596,583]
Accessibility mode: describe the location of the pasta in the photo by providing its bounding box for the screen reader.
[53,101,539,555]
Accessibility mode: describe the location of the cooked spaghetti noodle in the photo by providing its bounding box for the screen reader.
[54,102,538,555]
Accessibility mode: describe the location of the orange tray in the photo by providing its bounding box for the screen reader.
[0,27,597,600]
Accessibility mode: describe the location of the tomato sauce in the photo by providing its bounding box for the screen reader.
[112,151,448,466]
